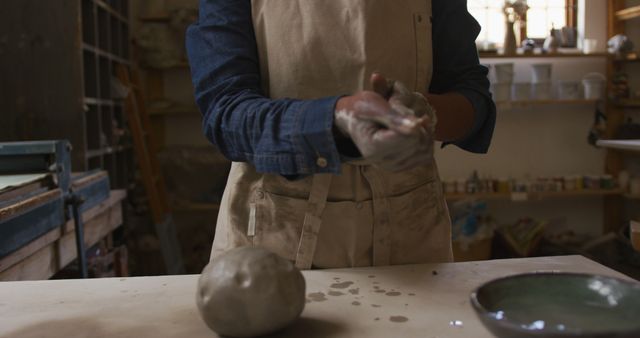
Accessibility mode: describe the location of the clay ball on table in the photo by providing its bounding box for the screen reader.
[196,246,306,337]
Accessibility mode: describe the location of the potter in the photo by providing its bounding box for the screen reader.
[187,0,495,270]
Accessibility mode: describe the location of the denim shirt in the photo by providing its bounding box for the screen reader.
[186,0,496,176]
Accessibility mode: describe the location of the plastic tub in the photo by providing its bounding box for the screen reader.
[491,83,511,101]
[511,83,531,101]
[531,64,552,83]
[558,81,581,100]
[582,73,606,100]
[531,82,552,100]
[494,63,514,83]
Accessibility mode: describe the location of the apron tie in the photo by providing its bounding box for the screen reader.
[360,166,392,266]
[294,174,333,269]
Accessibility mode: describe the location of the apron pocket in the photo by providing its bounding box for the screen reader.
[254,191,308,261]
[256,190,376,268]
[388,180,451,264]
[314,200,374,268]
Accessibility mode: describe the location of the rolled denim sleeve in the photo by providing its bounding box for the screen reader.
[186,0,342,175]
[431,0,496,154]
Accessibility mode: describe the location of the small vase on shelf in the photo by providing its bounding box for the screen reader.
[503,19,518,56]
[543,27,560,54]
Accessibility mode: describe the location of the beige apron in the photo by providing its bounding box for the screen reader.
[211,0,453,269]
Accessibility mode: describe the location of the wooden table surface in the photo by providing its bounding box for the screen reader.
[0,255,632,338]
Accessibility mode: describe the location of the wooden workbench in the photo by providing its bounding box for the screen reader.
[0,190,126,281]
[0,255,633,338]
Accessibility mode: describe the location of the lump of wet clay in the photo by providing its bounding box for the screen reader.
[196,247,306,337]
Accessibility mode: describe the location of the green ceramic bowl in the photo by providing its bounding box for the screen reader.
[470,273,640,338]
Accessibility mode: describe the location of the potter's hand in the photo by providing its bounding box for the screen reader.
[370,73,437,133]
[334,91,433,172]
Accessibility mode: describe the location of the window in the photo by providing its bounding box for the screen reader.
[469,0,578,47]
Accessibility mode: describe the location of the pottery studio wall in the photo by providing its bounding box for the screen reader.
[132,0,207,147]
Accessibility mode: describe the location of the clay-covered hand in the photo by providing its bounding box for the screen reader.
[334,91,434,172]
[371,73,437,133]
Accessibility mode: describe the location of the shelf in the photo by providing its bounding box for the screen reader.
[83,44,130,65]
[86,145,132,159]
[480,52,608,59]
[613,99,640,109]
[496,99,597,108]
[616,5,640,21]
[84,97,123,106]
[94,0,129,24]
[596,139,640,152]
[611,53,640,63]
[446,189,624,202]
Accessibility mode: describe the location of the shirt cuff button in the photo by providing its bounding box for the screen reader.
[316,157,328,168]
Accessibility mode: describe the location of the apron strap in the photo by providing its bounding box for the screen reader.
[294,174,333,270]
[361,167,392,266]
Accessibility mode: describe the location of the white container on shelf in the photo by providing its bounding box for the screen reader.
[558,81,581,100]
[582,73,606,100]
[532,82,552,100]
[582,39,599,54]
[491,83,511,101]
[512,83,531,101]
[531,64,552,83]
[494,63,514,83]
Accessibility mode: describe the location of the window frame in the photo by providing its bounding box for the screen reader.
[524,0,578,44]
[470,0,579,46]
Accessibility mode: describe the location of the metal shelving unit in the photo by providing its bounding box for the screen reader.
[602,0,640,234]
[479,52,609,58]
[446,189,625,202]
[597,140,640,152]
[0,0,133,189]
[615,4,640,21]
[81,0,133,189]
